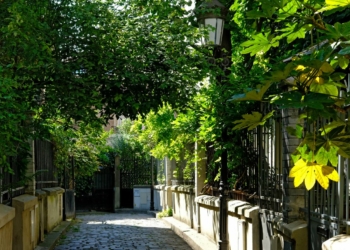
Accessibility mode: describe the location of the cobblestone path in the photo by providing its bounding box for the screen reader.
[54,212,193,250]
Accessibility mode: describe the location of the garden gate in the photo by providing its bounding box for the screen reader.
[120,154,155,208]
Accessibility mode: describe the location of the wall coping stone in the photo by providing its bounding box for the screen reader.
[228,200,250,214]
[243,206,260,219]
[56,187,65,194]
[154,185,165,190]
[0,204,15,229]
[35,190,47,199]
[171,185,193,193]
[42,187,62,195]
[195,195,220,207]
[133,185,151,189]
[322,234,350,250]
[12,194,38,211]
[237,204,253,216]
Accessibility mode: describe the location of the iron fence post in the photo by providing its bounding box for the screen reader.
[218,127,228,250]
[150,156,155,211]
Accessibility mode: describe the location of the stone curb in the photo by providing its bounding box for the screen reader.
[35,221,72,250]
[161,216,217,250]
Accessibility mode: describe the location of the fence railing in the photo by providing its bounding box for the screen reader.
[0,156,25,205]
[232,104,284,216]
[35,139,58,189]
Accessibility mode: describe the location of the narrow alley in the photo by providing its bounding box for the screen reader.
[54,212,193,250]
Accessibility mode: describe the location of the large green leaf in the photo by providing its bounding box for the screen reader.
[277,1,298,21]
[287,124,304,139]
[320,121,346,136]
[318,0,350,12]
[329,135,350,158]
[310,82,338,96]
[315,146,339,166]
[278,23,306,43]
[322,22,350,40]
[233,111,275,131]
[228,82,271,102]
[339,47,350,55]
[241,33,279,56]
[271,91,304,108]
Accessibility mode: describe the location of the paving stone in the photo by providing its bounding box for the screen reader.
[54,212,192,250]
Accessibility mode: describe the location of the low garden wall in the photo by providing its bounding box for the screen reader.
[0,187,65,250]
[155,185,309,250]
[171,185,196,229]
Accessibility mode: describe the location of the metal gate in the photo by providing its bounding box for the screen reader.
[35,139,57,189]
[92,167,114,211]
[303,157,350,250]
[75,167,114,212]
[120,154,155,208]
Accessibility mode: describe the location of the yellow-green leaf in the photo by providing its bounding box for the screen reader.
[318,0,350,12]
[241,33,279,56]
[323,166,340,182]
[338,55,350,70]
[289,159,340,190]
[310,82,338,96]
[232,110,274,131]
[314,165,330,189]
[229,82,271,102]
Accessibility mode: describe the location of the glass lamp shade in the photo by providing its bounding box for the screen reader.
[200,17,224,46]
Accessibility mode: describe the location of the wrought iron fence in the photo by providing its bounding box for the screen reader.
[0,156,25,205]
[300,98,350,249]
[35,139,58,189]
[231,104,284,215]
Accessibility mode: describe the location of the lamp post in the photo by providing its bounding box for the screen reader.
[196,1,230,250]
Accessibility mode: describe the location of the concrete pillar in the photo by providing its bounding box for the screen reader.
[165,157,176,186]
[282,108,304,220]
[195,140,206,197]
[12,194,38,250]
[114,156,121,210]
[322,234,350,250]
[0,204,15,250]
[25,140,36,195]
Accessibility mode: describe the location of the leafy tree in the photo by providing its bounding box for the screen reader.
[0,0,210,179]
[230,0,350,190]
[50,119,111,179]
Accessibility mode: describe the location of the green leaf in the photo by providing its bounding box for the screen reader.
[287,124,303,139]
[241,33,279,56]
[320,121,346,136]
[304,92,335,109]
[278,23,306,43]
[339,47,350,55]
[228,82,271,102]
[310,82,338,96]
[322,22,350,40]
[338,55,350,69]
[277,1,298,20]
[318,0,350,12]
[329,134,350,158]
[272,91,305,109]
[315,146,339,166]
[233,111,275,131]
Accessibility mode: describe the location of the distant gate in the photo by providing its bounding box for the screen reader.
[92,167,114,211]
[120,154,155,208]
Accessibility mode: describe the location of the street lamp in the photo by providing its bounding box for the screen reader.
[196,1,229,250]
[196,0,226,46]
